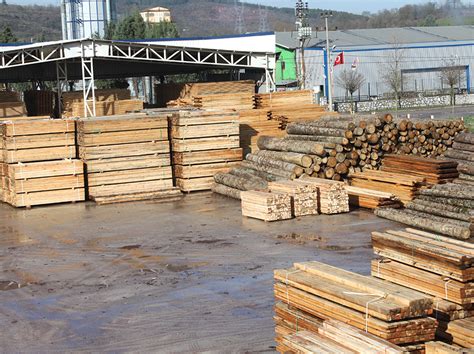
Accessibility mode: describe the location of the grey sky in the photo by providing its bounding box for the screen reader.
[7,0,473,14]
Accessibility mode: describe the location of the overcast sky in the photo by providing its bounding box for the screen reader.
[8,0,474,14]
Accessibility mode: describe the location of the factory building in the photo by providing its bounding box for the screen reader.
[276,26,474,101]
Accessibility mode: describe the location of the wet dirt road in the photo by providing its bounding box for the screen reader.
[0,193,399,352]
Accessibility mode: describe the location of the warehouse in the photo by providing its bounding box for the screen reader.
[276,26,474,101]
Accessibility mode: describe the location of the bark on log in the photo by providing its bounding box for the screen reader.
[406,200,473,222]
[214,172,267,191]
[374,208,472,240]
[453,141,474,152]
[444,149,474,162]
[417,195,474,209]
[246,153,304,176]
[212,183,242,200]
[258,136,326,156]
[459,173,474,182]
[411,198,473,216]
[284,135,349,146]
[255,150,312,167]
[458,162,474,176]
[454,132,474,145]
[422,184,474,200]
[241,160,296,180]
[229,167,280,182]
[401,208,470,227]
[286,123,346,137]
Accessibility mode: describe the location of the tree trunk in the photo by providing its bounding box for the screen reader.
[257,136,326,156]
[214,172,267,191]
[406,201,472,222]
[286,123,346,137]
[417,195,473,208]
[284,135,349,146]
[455,133,474,145]
[453,141,474,152]
[229,167,280,182]
[444,149,474,162]
[246,153,304,176]
[255,150,313,168]
[212,183,242,200]
[410,198,473,216]
[241,160,296,180]
[458,162,474,176]
[374,208,472,240]
[418,186,474,201]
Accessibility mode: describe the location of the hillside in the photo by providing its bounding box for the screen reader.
[1,0,473,42]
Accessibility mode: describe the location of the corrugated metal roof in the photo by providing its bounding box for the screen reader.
[276,25,474,49]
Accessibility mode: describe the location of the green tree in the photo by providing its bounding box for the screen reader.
[145,22,179,39]
[0,26,17,43]
[113,11,146,40]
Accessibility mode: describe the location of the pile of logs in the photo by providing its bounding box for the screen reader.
[444,132,474,186]
[350,170,426,204]
[375,183,473,240]
[345,186,401,209]
[382,154,459,185]
[371,227,474,348]
[240,190,292,222]
[0,119,84,207]
[274,261,437,346]
[77,113,181,204]
[171,110,242,192]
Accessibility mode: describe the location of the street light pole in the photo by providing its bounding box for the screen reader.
[322,11,333,111]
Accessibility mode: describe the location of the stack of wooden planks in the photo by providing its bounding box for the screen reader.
[0,119,84,207]
[254,90,314,109]
[371,228,474,348]
[382,154,459,185]
[375,183,473,240]
[346,185,402,209]
[192,93,255,111]
[350,170,426,204]
[299,176,349,214]
[268,180,319,217]
[77,113,181,204]
[274,261,437,346]
[444,132,474,186]
[171,110,242,192]
[240,190,292,221]
[164,80,255,107]
[425,341,474,353]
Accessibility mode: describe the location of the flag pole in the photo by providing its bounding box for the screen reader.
[323,12,333,111]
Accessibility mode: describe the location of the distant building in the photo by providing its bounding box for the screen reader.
[140,7,171,24]
[276,26,474,99]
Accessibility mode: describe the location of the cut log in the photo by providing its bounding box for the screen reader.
[214,172,266,191]
[374,208,472,240]
[212,183,241,199]
[245,153,304,176]
[257,136,326,156]
[241,160,296,180]
[229,166,280,182]
[286,123,346,137]
[454,132,474,145]
[444,149,474,162]
[255,150,312,167]
[458,162,474,176]
[284,134,350,146]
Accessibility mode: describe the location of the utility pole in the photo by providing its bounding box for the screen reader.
[295,0,311,90]
[258,4,268,32]
[234,0,245,34]
[321,11,333,111]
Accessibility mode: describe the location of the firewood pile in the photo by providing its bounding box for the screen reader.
[444,132,474,186]
[274,261,437,348]
[371,228,474,349]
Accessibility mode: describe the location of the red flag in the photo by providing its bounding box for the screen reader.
[334,52,344,66]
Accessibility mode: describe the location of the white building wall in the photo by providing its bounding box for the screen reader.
[303,42,474,100]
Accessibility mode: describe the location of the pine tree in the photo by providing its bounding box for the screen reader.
[0,26,17,43]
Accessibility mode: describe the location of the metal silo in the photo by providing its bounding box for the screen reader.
[61,0,115,40]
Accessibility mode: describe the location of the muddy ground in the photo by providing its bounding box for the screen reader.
[0,192,400,352]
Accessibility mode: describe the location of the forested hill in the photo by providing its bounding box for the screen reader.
[1,0,473,42]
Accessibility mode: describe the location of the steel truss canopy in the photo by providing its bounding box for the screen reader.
[0,38,276,83]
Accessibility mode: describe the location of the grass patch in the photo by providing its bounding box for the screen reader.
[465,116,474,132]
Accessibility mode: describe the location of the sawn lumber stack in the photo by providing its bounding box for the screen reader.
[240,190,292,221]
[346,185,401,209]
[268,180,319,217]
[171,110,242,192]
[0,119,84,207]
[77,113,181,204]
[274,261,436,346]
[371,227,474,348]
[382,154,459,185]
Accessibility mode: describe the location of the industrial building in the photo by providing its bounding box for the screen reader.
[276,26,474,101]
[60,0,116,40]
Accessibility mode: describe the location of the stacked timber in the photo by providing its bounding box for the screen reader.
[240,190,292,221]
[77,114,180,204]
[371,228,474,348]
[192,93,255,111]
[346,185,402,209]
[382,154,459,185]
[350,170,426,204]
[164,80,255,107]
[393,119,465,157]
[445,132,474,186]
[171,110,242,192]
[299,176,349,214]
[254,90,314,109]
[0,119,84,207]
[268,180,319,217]
[425,341,474,354]
[375,183,473,239]
[0,91,26,119]
[274,261,437,346]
